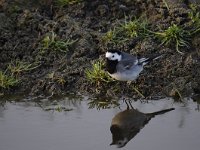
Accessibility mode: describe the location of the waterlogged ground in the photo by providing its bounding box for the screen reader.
[0,95,200,150]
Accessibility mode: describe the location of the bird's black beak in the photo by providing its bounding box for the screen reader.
[110,142,115,146]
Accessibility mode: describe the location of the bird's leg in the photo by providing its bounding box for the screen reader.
[128,100,134,109]
[125,100,130,110]
[124,99,134,110]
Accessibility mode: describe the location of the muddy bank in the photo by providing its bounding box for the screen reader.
[0,0,200,99]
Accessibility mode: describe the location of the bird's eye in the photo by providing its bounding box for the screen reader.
[112,55,114,58]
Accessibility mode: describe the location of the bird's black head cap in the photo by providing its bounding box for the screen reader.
[107,49,121,55]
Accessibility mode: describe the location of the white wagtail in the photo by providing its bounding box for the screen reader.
[110,101,174,148]
[105,49,162,81]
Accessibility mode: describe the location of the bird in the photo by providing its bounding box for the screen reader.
[105,49,162,81]
[110,101,174,148]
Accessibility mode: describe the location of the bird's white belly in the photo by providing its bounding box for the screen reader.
[110,71,140,81]
[108,64,144,81]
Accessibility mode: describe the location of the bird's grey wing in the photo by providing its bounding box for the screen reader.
[121,52,138,65]
[117,59,136,71]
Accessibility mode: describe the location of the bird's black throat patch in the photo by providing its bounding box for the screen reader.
[106,59,118,74]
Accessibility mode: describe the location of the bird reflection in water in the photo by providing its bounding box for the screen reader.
[110,101,174,148]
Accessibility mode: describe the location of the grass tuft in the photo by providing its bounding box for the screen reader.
[0,71,19,89]
[102,29,118,44]
[188,4,200,34]
[102,16,150,44]
[8,60,40,76]
[132,86,145,98]
[154,24,191,54]
[41,32,77,53]
[120,17,149,38]
[54,0,81,7]
[162,0,169,11]
[85,60,113,85]
[88,98,120,110]
[47,72,66,86]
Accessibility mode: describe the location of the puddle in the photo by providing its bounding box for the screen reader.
[0,96,200,150]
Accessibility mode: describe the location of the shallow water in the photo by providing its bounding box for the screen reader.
[0,96,200,150]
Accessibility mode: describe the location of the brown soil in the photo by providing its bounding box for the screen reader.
[0,0,200,99]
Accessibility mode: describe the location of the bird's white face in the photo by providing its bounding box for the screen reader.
[106,52,122,61]
[116,138,128,148]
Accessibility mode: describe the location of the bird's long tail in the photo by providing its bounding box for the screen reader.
[146,108,175,117]
[138,54,163,66]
